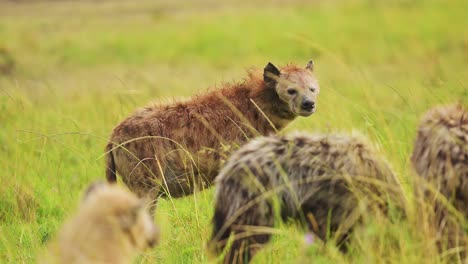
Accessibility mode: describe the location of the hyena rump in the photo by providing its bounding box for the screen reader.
[411,103,468,257]
[105,61,319,209]
[210,133,398,263]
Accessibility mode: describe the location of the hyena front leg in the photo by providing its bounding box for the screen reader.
[225,231,272,264]
[223,198,275,264]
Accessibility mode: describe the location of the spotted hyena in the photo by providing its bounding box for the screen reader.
[411,103,468,257]
[105,61,320,210]
[43,182,159,264]
[209,132,398,263]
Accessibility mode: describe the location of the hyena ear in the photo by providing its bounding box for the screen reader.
[264,62,280,86]
[305,60,314,72]
[82,181,106,201]
[119,203,143,231]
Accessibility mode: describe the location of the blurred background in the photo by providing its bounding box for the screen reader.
[0,0,467,263]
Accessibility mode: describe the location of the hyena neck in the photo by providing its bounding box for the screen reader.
[250,83,296,131]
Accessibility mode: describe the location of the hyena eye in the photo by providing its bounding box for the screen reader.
[309,87,315,92]
[287,88,297,95]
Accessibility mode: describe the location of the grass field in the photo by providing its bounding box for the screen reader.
[0,0,467,263]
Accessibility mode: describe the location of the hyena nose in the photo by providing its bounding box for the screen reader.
[301,100,314,111]
[147,224,160,248]
[148,237,157,248]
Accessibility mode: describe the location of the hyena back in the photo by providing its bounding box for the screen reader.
[210,133,398,263]
[106,61,319,206]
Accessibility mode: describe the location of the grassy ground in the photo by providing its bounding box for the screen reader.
[0,0,467,263]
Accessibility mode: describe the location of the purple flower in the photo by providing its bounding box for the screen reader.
[304,233,315,245]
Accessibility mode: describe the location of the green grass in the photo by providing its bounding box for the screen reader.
[0,0,467,263]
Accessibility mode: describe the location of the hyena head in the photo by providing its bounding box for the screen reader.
[264,60,320,117]
[84,182,159,250]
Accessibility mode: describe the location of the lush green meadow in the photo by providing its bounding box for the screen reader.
[0,0,467,263]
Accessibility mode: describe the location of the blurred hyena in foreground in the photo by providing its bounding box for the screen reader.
[105,60,319,210]
[209,132,400,263]
[411,103,468,259]
[43,182,159,264]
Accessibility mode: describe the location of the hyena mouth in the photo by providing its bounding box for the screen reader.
[298,107,315,116]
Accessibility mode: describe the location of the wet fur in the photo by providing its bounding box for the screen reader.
[105,62,319,206]
[209,132,397,263]
[411,103,468,258]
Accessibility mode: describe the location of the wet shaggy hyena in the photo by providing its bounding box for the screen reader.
[411,103,468,256]
[105,61,320,210]
[43,182,159,264]
[209,132,398,263]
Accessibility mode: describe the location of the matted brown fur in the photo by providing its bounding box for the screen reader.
[411,103,468,258]
[105,61,320,207]
[42,182,159,264]
[209,132,398,263]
